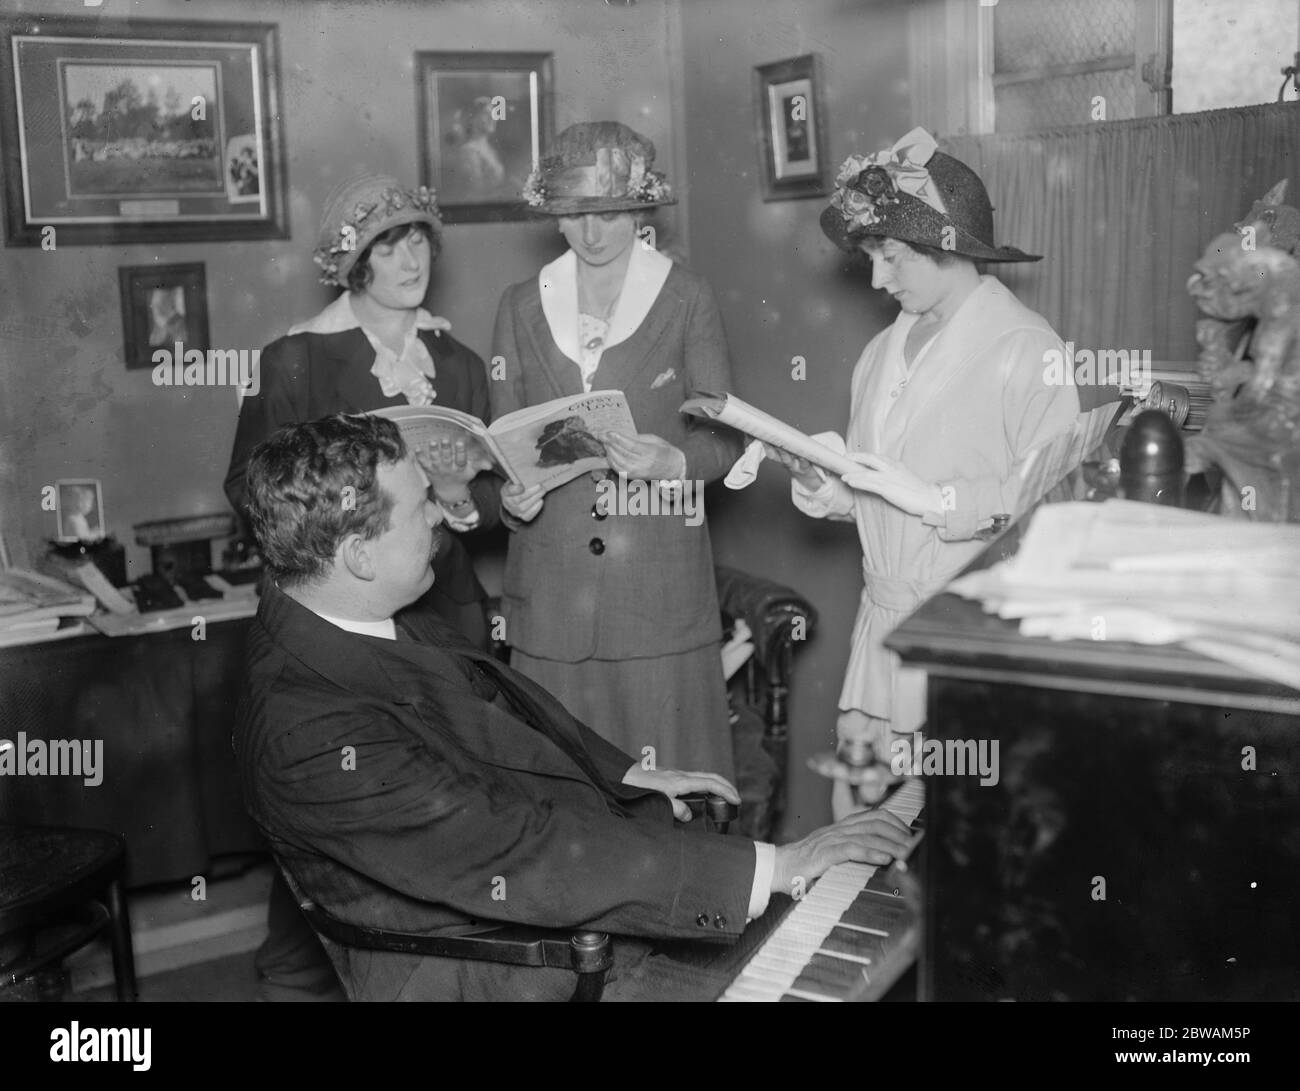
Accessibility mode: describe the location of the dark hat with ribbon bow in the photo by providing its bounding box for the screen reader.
[522,121,675,215]
[820,128,1040,263]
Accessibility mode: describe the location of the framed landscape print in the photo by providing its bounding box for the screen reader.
[0,15,288,246]
[415,51,553,223]
[754,53,831,201]
[118,262,209,370]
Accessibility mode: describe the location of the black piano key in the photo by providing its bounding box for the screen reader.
[839,892,911,933]
[779,993,816,1002]
[863,868,905,897]
[821,925,884,961]
[789,952,873,999]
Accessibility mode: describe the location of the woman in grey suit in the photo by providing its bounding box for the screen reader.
[491,122,742,779]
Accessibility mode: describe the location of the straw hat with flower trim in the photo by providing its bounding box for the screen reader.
[522,121,675,216]
[312,174,443,287]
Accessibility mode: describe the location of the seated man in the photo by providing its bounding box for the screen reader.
[234,414,912,1001]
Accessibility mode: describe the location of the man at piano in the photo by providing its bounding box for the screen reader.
[233,413,913,1001]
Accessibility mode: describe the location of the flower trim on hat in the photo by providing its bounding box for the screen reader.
[312,185,441,286]
[521,163,551,208]
[521,164,673,208]
[828,127,949,236]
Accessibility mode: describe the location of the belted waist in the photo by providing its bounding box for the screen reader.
[861,567,932,613]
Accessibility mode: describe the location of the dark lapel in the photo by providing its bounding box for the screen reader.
[519,287,585,400]
[258,584,623,795]
[587,264,680,395]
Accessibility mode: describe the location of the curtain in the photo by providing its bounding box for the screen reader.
[943,103,1300,402]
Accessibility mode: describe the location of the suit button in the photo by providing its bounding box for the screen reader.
[590,504,608,521]
[589,537,605,555]
[713,914,727,930]
[696,914,709,927]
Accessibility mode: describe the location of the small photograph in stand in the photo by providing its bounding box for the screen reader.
[55,479,105,543]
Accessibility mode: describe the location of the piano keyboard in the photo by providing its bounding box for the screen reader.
[718,777,925,1002]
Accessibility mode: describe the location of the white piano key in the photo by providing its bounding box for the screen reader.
[721,778,923,1002]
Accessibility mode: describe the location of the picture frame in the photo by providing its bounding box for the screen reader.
[753,53,831,202]
[55,478,105,543]
[0,15,288,246]
[118,262,209,370]
[415,51,553,224]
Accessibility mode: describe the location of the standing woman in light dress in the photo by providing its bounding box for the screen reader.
[491,122,742,779]
[768,129,1081,817]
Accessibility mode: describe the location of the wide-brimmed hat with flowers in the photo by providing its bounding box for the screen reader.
[820,128,1040,263]
[313,174,443,287]
[522,121,675,215]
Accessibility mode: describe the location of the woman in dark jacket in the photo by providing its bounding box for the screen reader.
[492,122,742,779]
[225,174,496,647]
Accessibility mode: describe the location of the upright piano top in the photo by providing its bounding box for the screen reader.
[886,515,1300,716]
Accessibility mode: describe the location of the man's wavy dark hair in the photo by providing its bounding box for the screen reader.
[245,414,406,588]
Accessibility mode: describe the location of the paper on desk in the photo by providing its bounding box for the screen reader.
[948,500,1300,689]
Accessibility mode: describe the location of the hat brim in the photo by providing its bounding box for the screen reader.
[327,208,441,285]
[818,203,1041,264]
[527,196,677,216]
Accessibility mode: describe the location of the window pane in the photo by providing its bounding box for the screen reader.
[1172,0,1300,112]
[995,70,1136,131]
[994,0,1136,74]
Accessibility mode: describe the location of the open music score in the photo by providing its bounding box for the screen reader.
[718,777,925,1002]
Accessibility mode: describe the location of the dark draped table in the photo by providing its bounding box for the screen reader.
[0,618,264,888]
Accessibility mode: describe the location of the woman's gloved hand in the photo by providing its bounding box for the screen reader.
[501,481,544,523]
[602,431,686,481]
[841,452,945,517]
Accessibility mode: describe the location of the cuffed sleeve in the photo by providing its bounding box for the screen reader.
[920,328,1081,543]
[748,841,776,920]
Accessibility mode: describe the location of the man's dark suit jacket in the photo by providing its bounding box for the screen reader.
[234,582,756,1000]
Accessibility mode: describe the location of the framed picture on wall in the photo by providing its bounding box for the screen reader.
[118,262,209,370]
[0,15,288,246]
[754,53,831,201]
[55,479,105,543]
[415,51,553,223]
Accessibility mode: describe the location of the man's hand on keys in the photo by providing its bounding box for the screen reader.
[770,808,912,896]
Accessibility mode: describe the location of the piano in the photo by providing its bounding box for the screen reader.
[886,517,1300,1001]
[642,777,925,1002]
[718,777,925,1002]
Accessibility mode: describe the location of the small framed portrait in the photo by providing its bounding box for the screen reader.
[415,51,553,223]
[754,53,831,201]
[55,479,105,543]
[118,262,209,370]
[0,15,287,246]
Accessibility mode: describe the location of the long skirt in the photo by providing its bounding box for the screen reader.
[511,645,735,782]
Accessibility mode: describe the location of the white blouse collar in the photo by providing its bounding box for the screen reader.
[286,292,452,338]
[538,242,673,365]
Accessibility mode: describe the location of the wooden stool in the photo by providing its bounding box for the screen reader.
[0,825,137,1001]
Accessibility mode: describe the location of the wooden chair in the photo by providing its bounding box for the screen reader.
[276,796,736,1003]
[714,566,817,841]
[0,825,137,1001]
